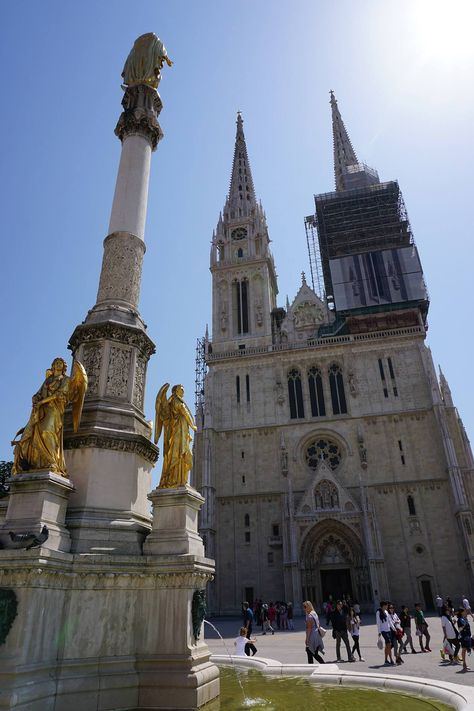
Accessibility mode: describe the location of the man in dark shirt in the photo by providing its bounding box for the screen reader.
[242,601,254,640]
[330,600,355,662]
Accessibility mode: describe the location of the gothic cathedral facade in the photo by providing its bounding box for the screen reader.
[193,99,474,614]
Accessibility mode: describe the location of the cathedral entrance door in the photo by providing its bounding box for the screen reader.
[320,568,352,602]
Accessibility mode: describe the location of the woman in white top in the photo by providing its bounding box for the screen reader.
[348,607,364,661]
[440,605,460,663]
[303,600,325,664]
[234,626,257,656]
[376,601,395,665]
[388,603,404,665]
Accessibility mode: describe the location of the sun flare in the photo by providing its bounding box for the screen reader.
[411,0,474,63]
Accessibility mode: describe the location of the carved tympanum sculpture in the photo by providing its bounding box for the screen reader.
[122,32,173,89]
[154,384,196,488]
[11,358,87,477]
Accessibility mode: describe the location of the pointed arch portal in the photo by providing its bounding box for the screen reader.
[300,519,372,605]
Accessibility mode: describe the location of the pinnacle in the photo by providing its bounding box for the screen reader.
[226,111,257,212]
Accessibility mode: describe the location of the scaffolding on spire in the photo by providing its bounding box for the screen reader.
[304,213,324,300]
[195,336,207,416]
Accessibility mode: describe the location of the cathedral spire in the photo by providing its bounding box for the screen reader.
[226,112,257,214]
[330,90,379,192]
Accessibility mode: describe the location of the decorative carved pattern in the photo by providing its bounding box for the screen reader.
[0,589,17,645]
[106,346,131,399]
[133,355,146,410]
[293,301,323,328]
[0,567,213,592]
[82,343,103,397]
[115,84,163,150]
[64,432,159,464]
[97,233,145,309]
[69,322,155,360]
[314,480,339,510]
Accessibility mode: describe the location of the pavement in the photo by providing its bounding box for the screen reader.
[205,614,474,689]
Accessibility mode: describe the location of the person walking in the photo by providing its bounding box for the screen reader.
[331,600,355,662]
[287,602,294,631]
[348,606,364,661]
[414,603,431,652]
[325,599,333,626]
[387,603,404,665]
[242,601,254,640]
[399,605,417,654]
[457,608,472,671]
[376,601,395,666]
[261,603,274,635]
[435,594,443,616]
[303,600,325,664]
[440,604,460,664]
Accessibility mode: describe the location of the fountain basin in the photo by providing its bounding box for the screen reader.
[211,655,474,710]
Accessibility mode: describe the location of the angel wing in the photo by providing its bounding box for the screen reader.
[69,360,88,433]
[154,382,170,444]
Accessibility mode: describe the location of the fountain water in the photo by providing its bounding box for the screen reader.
[204,619,270,709]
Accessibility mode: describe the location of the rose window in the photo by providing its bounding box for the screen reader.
[306,439,341,471]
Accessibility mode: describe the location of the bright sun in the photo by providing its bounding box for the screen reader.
[411,0,474,63]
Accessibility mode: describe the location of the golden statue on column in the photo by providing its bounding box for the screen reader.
[154,384,196,488]
[121,32,173,89]
[11,358,87,476]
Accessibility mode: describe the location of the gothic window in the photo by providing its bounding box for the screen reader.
[246,374,250,402]
[407,495,416,516]
[378,358,388,398]
[245,531,251,543]
[233,279,249,335]
[306,439,342,471]
[329,363,347,415]
[244,513,250,527]
[314,480,339,509]
[272,524,279,537]
[287,368,304,419]
[236,375,240,403]
[388,357,398,397]
[308,366,326,417]
[237,248,243,258]
[217,242,224,262]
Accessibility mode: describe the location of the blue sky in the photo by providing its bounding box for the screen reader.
[1,0,473,465]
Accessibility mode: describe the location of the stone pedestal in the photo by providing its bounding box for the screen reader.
[0,484,219,710]
[0,471,73,552]
[143,485,205,556]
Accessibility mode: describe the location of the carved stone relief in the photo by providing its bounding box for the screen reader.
[133,355,146,410]
[106,346,132,399]
[82,343,103,397]
[97,233,145,309]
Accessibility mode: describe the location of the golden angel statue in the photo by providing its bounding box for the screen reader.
[154,383,197,489]
[11,358,88,477]
[122,32,173,90]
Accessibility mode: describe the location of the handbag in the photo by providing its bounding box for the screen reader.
[443,640,454,656]
[318,626,327,638]
[395,628,404,641]
[377,637,384,650]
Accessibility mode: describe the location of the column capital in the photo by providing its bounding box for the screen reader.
[114,84,163,150]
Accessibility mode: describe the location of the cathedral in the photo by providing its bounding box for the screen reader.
[193,94,474,615]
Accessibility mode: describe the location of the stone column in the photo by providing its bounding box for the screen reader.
[64,84,163,554]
